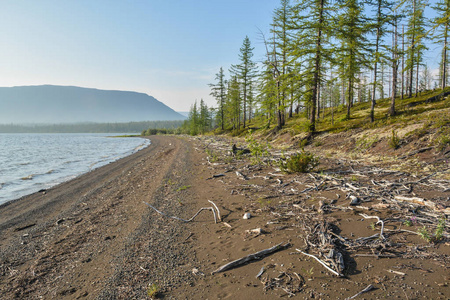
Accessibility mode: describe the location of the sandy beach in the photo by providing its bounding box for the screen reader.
[1,135,449,299]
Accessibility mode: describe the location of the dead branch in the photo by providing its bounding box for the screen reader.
[345,284,375,300]
[144,202,217,223]
[295,249,344,277]
[212,242,290,275]
[359,213,385,240]
[207,200,221,221]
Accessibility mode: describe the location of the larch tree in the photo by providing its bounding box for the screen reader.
[404,0,428,97]
[209,67,227,130]
[367,0,394,122]
[291,0,332,132]
[226,75,242,130]
[230,36,258,128]
[432,0,450,89]
[271,0,296,128]
[336,0,371,119]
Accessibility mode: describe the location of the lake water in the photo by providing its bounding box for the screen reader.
[0,133,150,205]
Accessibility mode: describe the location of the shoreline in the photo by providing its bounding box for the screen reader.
[0,134,150,207]
[0,135,198,299]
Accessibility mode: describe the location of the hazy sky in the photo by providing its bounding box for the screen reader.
[0,1,277,111]
[0,1,442,112]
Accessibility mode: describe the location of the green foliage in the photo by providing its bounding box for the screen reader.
[205,149,219,162]
[435,216,446,241]
[389,129,400,149]
[176,185,191,192]
[180,100,214,135]
[245,132,271,164]
[257,197,272,208]
[147,283,160,298]
[418,226,431,242]
[418,216,446,243]
[403,219,413,227]
[436,134,450,152]
[280,151,319,173]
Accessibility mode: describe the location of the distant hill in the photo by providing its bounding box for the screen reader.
[0,85,185,124]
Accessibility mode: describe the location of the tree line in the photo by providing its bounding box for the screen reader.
[183,0,449,135]
[0,120,183,134]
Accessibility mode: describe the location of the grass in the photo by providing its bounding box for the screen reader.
[176,185,191,192]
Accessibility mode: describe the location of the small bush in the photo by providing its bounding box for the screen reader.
[389,129,400,149]
[245,131,271,164]
[280,151,319,173]
[147,283,160,298]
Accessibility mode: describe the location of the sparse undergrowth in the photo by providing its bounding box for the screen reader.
[279,151,319,173]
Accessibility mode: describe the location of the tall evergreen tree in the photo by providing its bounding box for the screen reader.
[368,0,394,122]
[292,0,332,132]
[209,67,227,130]
[226,75,242,130]
[271,0,296,127]
[404,0,428,97]
[230,36,258,128]
[432,0,450,89]
[336,0,371,119]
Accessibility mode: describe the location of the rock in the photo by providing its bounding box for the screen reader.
[243,213,251,219]
[349,195,359,205]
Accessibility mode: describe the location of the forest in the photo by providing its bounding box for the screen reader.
[180,0,449,136]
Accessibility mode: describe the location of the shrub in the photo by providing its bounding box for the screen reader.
[245,131,271,164]
[280,151,319,173]
[389,129,400,149]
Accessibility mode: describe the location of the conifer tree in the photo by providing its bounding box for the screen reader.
[432,0,450,89]
[230,36,258,128]
[209,67,227,130]
[226,75,242,130]
[404,0,428,97]
[292,0,332,132]
[271,0,295,127]
[367,0,394,122]
[336,0,371,119]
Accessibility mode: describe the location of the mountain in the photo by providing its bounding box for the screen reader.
[0,85,185,124]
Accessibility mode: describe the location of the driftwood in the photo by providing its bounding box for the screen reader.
[211,242,290,275]
[359,213,385,240]
[144,202,218,223]
[345,284,375,300]
[296,249,344,277]
[208,200,222,221]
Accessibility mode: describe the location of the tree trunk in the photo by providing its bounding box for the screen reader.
[390,21,398,116]
[442,22,448,90]
[310,0,324,132]
[401,25,405,99]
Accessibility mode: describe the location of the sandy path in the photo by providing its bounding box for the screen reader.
[0,135,199,299]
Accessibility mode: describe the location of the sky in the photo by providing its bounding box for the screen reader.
[0,0,278,112]
[0,1,443,112]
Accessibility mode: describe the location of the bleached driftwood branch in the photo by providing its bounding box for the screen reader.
[208,200,221,222]
[345,284,375,300]
[212,242,289,275]
[144,202,217,223]
[296,249,344,277]
[359,213,385,240]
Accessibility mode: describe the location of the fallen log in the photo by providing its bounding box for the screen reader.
[211,242,290,274]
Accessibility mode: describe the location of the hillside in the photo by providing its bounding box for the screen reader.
[0,85,185,124]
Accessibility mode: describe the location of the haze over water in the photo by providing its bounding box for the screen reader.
[0,133,150,205]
